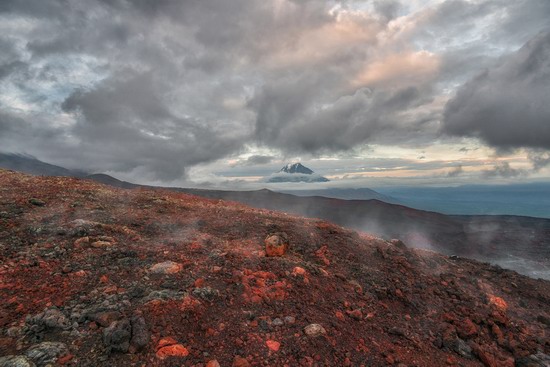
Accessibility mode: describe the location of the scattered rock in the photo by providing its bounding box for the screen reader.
[28,199,45,207]
[88,311,121,327]
[347,309,363,320]
[150,261,183,274]
[536,314,550,326]
[232,356,250,367]
[457,318,478,339]
[25,308,71,336]
[103,319,131,353]
[265,232,289,257]
[272,318,284,326]
[192,287,219,301]
[24,342,68,366]
[390,239,407,249]
[155,337,189,359]
[446,337,473,359]
[206,360,221,367]
[266,340,280,352]
[304,323,326,337]
[143,289,185,302]
[283,316,296,324]
[0,356,36,367]
[130,315,150,351]
[91,241,113,248]
[488,295,508,312]
[292,267,306,276]
[515,352,550,367]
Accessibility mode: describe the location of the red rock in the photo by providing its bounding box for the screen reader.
[347,309,363,320]
[491,324,505,345]
[233,356,250,367]
[57,354,73,365]
[206,361,221,367]
[335,311,345,321]
[265,233,289,257]
[74,236,89,247]
[194,278,205,287]
[157,337,179,349]
[150,261,183,274]
[292,266,306,276]
[72,270,87,277]
[488,295,508,312]
[477,349,497,367]
[315,245,330,265]
[91,240,113,248]
[266,340,280,352]
[457,318,478,339]
[89,311,121,327]
[156,344,189,359]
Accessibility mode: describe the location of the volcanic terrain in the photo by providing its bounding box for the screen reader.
[0,169,549,366]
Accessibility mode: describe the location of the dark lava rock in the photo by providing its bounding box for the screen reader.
[25,308,71,338]
[0,356,36,367]
[192,287,219,301]
[28,199,45,207]
[130,315,150,351]
[515,352,550,367]
[24,342,68,366]
[390,239,407,250]
[103,319,131,353]
[446,338,473,359]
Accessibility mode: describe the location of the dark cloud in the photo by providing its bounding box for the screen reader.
[528,151,550,172]
[447,165,463,177]
[482,162,527,179]
[443,31,550,150]
[245,155,275,166]
[251,84,437,153]
[59,71,245,180]
[373,0,401,20]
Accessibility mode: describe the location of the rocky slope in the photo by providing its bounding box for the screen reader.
[0,169,549,367]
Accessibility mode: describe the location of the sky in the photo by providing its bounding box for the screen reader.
[1,0,549,189]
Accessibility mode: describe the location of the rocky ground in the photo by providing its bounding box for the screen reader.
[0,169,549,367]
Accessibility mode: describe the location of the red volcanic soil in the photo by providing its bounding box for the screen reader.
[0,169,549,367]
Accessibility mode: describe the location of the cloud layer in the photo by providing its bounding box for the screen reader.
[0,0,549,183]
[443,31,550,150]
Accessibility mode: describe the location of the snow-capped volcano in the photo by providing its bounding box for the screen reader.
[279,163,314,175]
[267,163,329,183]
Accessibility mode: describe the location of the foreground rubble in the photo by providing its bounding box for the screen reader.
[0,169,549,366]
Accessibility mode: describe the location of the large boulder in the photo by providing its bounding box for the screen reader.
[265,232,289,257]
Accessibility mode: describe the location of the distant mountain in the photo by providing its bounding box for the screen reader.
[267,163,329,183]
[0,152,87,177]
[278,187,402,204]
[279,163,314,174]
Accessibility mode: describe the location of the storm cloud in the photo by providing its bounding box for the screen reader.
[443,31,550,150]
[0,0,549,183]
